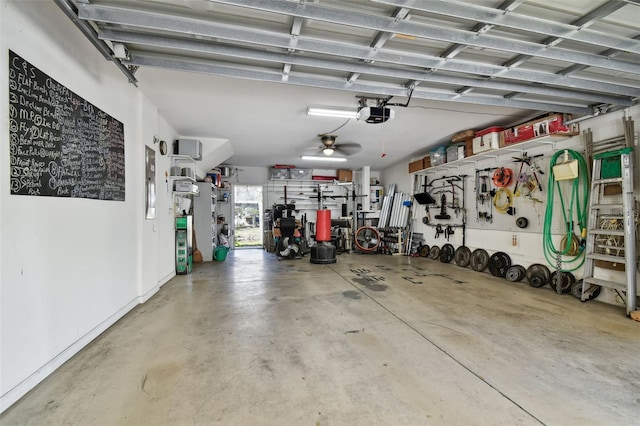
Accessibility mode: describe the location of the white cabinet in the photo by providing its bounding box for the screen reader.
[169,155,198,196]
[194,182,217,261]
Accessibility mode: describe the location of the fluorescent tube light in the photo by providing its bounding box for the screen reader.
[307,106,358,119]
[301,155,347,162]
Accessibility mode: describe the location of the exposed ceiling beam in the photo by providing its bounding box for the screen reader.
[494,0,629,100]
[52,0,137,84]
[206,0,640,74]
[347,7,411,84]
[438,0,525,61]
[558,33,640,76]
[503,1,627,70]
[125,51,591,114]
[100,28,633,107]
[372,0,637,53]
[79,3,640,97]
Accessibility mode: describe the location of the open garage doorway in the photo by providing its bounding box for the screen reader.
[233,185,263,249]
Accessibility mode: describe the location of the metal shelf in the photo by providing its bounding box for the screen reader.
[413,134,573,175]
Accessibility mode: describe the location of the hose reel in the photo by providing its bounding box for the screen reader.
[492,167,514,187]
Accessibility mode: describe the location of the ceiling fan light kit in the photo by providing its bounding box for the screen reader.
[322,147,335,156]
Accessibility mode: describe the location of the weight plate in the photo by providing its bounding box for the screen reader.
[529,273,547,288]
[488,251,512,278]
[516,217,528,229]
[549,271,574,294]
[428,245,440,260]
[505,265,525,282]
[454,246,471,267]
[470,249,490,272]
[571,279,602,301]
[440,244,454,263]
[516,265,526,281]
[526,263,551,287]
[419,245,430,258]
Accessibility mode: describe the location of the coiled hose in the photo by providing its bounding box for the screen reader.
[543,149,590,271]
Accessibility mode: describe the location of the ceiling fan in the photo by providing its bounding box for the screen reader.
[312,134,362,157]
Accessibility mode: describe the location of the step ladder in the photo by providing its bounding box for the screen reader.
[582,147,637,315]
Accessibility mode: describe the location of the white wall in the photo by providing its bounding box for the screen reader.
[0,1,177,411]
[382,105,640,306]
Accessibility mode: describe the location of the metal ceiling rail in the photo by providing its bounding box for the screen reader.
[210,0,640,74]
[559,33,640,76]
[438,0,526,61]
[346,7,411,84]
[491,0,631,99]
[53,0,137,84]
[373,0,639,54]
[79,3,640,97]
[101,28,633,107]
[126,51,591,114]
[432,0,626,98]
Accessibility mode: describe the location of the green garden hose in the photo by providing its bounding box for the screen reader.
[543,149,590,271]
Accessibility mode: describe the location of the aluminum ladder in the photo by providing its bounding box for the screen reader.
[582,147,637,315]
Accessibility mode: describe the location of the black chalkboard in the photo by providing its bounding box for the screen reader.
[8,50,125,200]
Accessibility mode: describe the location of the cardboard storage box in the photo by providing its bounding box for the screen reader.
[408,158,425,173]
[451,129,475,142]
[430,146,447,166]
[423,156,431,168]
[464,137,474,157]
[337,169,353,182]
[503,113,579,145]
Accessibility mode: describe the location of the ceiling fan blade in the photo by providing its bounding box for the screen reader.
[335,142,362,156]
[302,145,322,154]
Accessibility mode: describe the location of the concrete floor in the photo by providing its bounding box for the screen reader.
[2,249,639,425]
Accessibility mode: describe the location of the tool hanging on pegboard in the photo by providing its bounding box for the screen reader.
[475,168,494,223]
[512,152,545,203]
[425,174,467,246]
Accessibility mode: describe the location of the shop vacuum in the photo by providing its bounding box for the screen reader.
[310,209,336,264]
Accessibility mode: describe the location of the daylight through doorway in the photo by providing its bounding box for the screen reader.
[233,185,263,248]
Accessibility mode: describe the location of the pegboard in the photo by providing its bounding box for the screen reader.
[412,135,588,237]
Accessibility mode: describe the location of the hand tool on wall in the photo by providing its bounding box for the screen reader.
[435,193,450,220]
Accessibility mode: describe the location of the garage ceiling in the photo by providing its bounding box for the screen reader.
[56,0,640,171]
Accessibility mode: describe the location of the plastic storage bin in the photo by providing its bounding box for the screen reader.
[446,144,465,162]
[430,146,447,166]
[473,127,503,154]
[289,168,312,180]
[270,168,290,180]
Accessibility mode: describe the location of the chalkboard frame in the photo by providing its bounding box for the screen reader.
[8,50,126,201]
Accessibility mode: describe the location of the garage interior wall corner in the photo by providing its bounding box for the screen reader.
[0,1,176,413]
